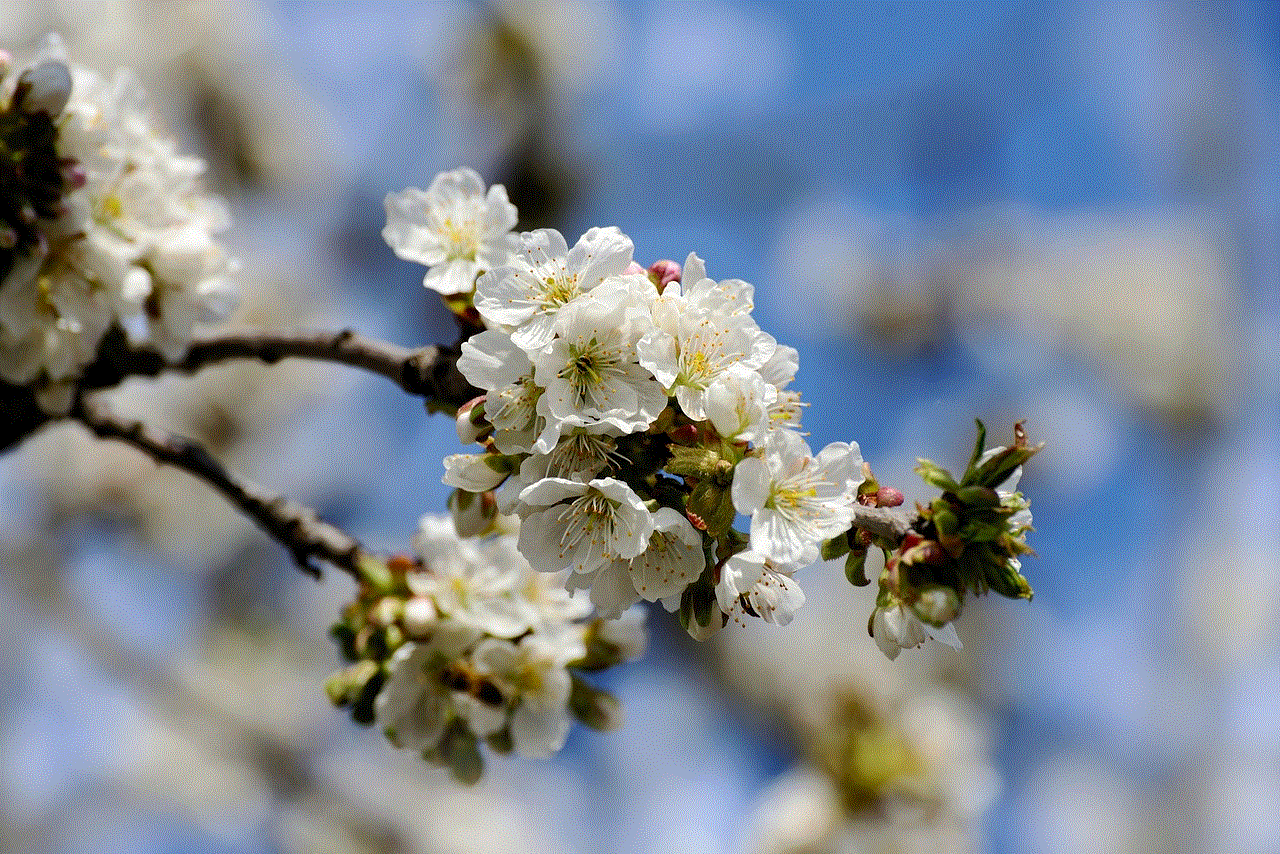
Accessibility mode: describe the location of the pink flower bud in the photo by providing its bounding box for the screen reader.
[876,487,904,507]
[647,259,682,291]
[61,162,87,190]
[624,261,646,275]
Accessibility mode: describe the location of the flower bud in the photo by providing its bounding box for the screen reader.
[449,487,498,537]
[455,395,489,444]
[911,585,961,627]
[324,659,381,707]
[875,486,904,507]
[402,596,437,638]
[368,595,402,627]
[15,61,73,117]
[647,259,682,291]
[688,480,736,537]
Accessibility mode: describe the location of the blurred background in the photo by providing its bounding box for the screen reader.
[1,1,1278,852]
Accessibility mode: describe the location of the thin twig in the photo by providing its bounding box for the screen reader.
[72,396,368,580]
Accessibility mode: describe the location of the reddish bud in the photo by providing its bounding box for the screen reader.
[647,259,682,291]
[876,487,905,507]
[668,423,699,444]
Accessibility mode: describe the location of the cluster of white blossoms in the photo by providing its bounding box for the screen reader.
[0,36,236,411]
[329,512,642,781]
[385,168,868,638]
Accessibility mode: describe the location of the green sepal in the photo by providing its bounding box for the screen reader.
[679,579,718,633]
[966,418,989,474]
[349,665,387,726]
[436,718,484,786]
[665,445,723,479]
[844,548,869,586]
[569,674,623,731]
[482,453,521,475]
[822,532,852,562]
[329,622,358,663]
[955,485,1001,508]
[485,729,514,756]
[985,558,1034,600]
[688,480,736,537]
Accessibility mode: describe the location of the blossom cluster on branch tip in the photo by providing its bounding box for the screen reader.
[385,167,874,640]
[0,36,236,412]
[328,514,642,783]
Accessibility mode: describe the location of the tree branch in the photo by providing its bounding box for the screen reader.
[72,396,369,580]
[1,325,480,453]
[83,326,480,403]
[850,503,917,540]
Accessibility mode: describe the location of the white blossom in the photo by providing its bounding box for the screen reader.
[575,507,705,618]
[517,477,654,575]
[474,226,634,351]
[732,430,864,565]
[472,632,584,757]
[408,515,530,639]
[456,328,542,454]
[871,602,962,661]
[442,452,510,493]
[376,624,482,750]
[636,302,775,421]
[382,168,518,295]
[703,364,777,442]
[529,279,667,451]
[716,549,806,626]
[1,38,236,394]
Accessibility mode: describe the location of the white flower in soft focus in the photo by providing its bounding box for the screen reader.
[408,515,530,639]
[0,38,236,390]
[456,328,542,454]
[382,168,518,295]
[477,532,592,631]
[472,633,583,757]
[441,452,510,493]
[716,549,806,626]
[376,624,481,750]
[703,364,777,442]
[141,225,239,361]
[732,430,864,565]
[870,602,961,661]
[474,226,634,351]
[529,278,667,451]
[517,477,654,575]
[0,255,114,386]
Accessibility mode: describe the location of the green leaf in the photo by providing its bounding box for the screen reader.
[967,418,988,474]
[915,459,960,493]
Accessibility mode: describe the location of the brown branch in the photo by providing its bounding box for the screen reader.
[72,396,369,580]
[82,326,480,404]
[2,325,480,453]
